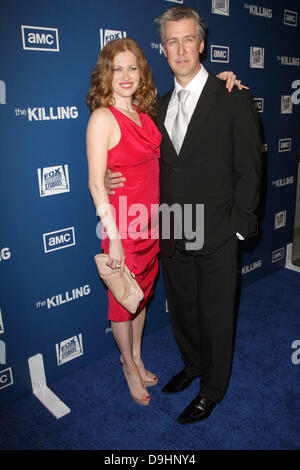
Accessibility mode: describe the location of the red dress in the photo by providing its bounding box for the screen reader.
[101,106,161,322]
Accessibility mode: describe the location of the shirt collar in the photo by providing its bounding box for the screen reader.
[174,64,209,98]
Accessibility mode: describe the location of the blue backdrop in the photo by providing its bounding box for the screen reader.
[0,0,299,407]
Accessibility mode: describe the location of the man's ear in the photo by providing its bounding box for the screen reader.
[199,40,205,54]
[162,45,167,58]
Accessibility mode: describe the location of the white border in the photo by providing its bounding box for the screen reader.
[285,243,300,272]
[212,0,229,16]
[284,10,298,27]
[28,354,70,419]
[250,46,264,69]
[21,25,59,52]
[0,308,4,334]
[0,367,13,390]
[37,165,70,197]
[254,98,264,113]
[278,138,292,152]
[43,227,75,253]
[100,29,127,50]
[272,247,285,263]
[210,45,229,63]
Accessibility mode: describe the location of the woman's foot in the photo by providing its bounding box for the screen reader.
[120,355,158,387]
[122,364,150,406]
[140,369,158,387]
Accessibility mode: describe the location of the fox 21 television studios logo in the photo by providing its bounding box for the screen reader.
[100,28,127,49]
[56,334,83,366]
[37,165,70,197]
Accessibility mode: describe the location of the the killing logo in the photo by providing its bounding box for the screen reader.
[37,165,70,197]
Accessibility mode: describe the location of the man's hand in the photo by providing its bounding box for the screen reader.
[105,169,126,195]
[217,71,249,92]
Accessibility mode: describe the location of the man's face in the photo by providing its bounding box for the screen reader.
[162,18,204,87]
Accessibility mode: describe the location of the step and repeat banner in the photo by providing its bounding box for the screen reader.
[0,0,299,406]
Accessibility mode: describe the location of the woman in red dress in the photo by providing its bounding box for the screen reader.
[86,38,161,406]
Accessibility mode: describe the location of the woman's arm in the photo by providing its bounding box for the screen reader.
[86,108,125,274]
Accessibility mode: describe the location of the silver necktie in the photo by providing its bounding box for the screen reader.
[171,89,190,155]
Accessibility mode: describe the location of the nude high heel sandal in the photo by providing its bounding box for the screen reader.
[120,355,158,387]
[122,365,150,406]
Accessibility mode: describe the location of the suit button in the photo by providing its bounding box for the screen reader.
[172,167,181,174]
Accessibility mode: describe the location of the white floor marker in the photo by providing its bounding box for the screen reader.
[285,243,300,273]
[28,353,71,419]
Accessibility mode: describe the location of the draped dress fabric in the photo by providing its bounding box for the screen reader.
[101,106,161,321]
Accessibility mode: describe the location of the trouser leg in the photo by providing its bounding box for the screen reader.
[161,235,238,401]
[161,245,203,377]
[195,236,238,402]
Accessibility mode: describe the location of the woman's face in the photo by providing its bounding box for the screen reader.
[111,50,141,101]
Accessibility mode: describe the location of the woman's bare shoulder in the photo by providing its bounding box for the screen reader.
[88,106,114,126]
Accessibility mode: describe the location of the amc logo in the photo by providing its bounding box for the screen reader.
[254,98,264,113]
[284,10,298,27]
[278,138,292,152]
[211,45,229,63]
[272,247,285,263]
[0,367,13,390]
[21,25,59,51]
[43,227,75,253]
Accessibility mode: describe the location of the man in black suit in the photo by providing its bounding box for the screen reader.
[153,5,261,424]
[107,5,261,424]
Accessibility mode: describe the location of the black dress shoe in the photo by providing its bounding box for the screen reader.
[162,369,197,394]
[177,395,216,424]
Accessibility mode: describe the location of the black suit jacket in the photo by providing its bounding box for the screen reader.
[156,72,262,257]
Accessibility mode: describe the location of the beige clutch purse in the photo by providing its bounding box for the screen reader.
[94,254,144,314]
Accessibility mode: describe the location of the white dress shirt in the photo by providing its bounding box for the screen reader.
[164,64,245,241]
[164,64,209,138]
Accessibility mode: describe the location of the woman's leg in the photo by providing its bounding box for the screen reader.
[111,319,150,403]
[128,308,158,384]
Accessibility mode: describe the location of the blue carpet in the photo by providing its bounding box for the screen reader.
[0,268,299,450]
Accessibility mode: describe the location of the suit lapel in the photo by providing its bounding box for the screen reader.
[157,73,220,158]
[179,73,219,157]
[156,89,173,132]
[156,89,178,158]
